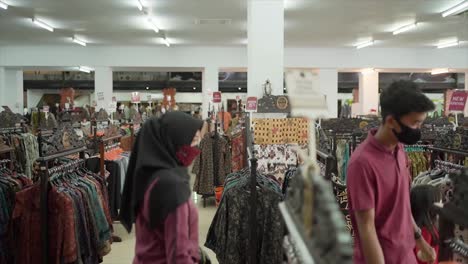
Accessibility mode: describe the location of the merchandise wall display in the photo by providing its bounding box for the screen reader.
[253,118,309,145]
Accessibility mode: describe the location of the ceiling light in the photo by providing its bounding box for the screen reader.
[193,87,197,90]
[437,40,459,49]
[147,17,159,33]
[442,1,468,17]
[361,68,375,74]
[0,1,8,10]
[146,87,149,90]
[355,40,374,49]
[72,37,87,46]
[393,23,418,35]
[136,0,144,11]
[238,87,242,91]
[78,66,93,73]
[162,38,170,47]
[431,68,450,75]
[32,18,54,32]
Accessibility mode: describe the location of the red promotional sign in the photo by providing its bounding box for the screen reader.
[212,92,222,103]
[449,91,468,112]
[131,92,141,104]
[246,97,258,111]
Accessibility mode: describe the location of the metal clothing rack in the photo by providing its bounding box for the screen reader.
[316,149,336,180]
[246,126,258,264]
[98,134,123,177]
[427,146,468,168]
[36,145,86,264]
[434,159,465,171]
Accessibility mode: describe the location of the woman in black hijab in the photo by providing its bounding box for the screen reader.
[120,112,206,264]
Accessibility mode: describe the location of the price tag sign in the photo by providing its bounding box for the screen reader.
[285,70,328,119]
[131,92,141,104]
[449,91,468,112]
[246,97,258,111]
[212,92,222,103]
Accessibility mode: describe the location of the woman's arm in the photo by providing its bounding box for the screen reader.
[164,202,199,264]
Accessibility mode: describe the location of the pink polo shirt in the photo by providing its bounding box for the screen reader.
[347,129,416,264]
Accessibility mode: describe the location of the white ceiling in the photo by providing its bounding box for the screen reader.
[0,0,467,48]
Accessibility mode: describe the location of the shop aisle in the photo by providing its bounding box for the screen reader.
[103,193,219,264]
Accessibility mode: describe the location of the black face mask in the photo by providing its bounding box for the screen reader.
[392,119,421,145]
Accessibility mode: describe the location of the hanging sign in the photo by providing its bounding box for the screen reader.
[246,97,258,111]
[212,92,222,103]
[285,70,328,119]
[448,91,468,112]
[131,92,141,104]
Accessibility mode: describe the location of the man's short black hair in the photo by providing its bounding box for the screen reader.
[380,80,435,122]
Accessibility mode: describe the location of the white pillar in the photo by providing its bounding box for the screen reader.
[319,69,338,118]
[94,67,113,110]
[358,72,379,116]
[247,0,284,97]
[0,68,24,113]
[202,65,219,118]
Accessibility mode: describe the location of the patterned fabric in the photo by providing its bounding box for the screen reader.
[331,176,354,238]
[192,134,232,195]
[253,118,309,145]
[205,184,284,264]
[231,132,246,173]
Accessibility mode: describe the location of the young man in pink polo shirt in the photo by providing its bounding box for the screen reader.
[347,80,436,264]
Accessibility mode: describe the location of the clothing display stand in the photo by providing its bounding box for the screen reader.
[36,137,86,264]
[98,134,123,177]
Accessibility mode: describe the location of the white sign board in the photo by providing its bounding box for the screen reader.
[285,70,328,119]
[97,92,105,102]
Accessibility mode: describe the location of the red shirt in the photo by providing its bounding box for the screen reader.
[347,129,416,264]
[414,227,439,264]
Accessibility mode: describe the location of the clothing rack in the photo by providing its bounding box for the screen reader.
[427,146,468,168]
[0,126,27,171]
[246,125,258,264]
[36,146,87,264]
[98,134,123,177]
[434,159,465,171]
[316,149,336,180]
[0,159,13,170]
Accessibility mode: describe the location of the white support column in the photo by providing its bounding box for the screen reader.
[247,0,284,97]
[358,71,379,116]
[318,69,338,118]
[0,68,24,113]
[202,65,219,118]
[94,67,113,110]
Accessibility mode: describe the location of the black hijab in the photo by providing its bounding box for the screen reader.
[120,112,204,232]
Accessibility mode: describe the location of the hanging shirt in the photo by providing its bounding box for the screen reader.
[347,129,416,264]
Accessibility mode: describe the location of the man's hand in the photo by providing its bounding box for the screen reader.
[416,237,436,264]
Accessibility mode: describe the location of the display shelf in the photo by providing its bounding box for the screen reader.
[279,202,315,264]
[428,146,468,157]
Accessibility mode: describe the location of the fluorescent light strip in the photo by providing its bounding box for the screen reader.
[442,1,468,17]
[147,17,159,33]
[393,23,418,35]
[78,66,93,73]
[0,1,8,10]
[72,37,87,46]
[32,18,54,32]
[355,40,374,49]
[162,38,170,47]
[431,68,450,75]
[437,41,459,49]
[136,0,143,11]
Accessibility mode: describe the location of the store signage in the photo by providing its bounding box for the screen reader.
[246,97,258,111]
[285,70,328,119]
[97,92,105,102]
[236,95,241,101]
[112,96,116,103]
[131,92,141,104]
[213,92,222,103]
[448,91,468,112]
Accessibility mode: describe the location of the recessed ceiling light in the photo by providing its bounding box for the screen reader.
[147,17,160,33]
[136,0,144,11]
[146,87,149,90]
[361,68,375,74]
[72,37,87,46]
[442,1,468,17]
[431,68,450,75]
[238,87,242,91]
[32,18,54,32]
[78,66,93,73]
[162,38,170,47]
[0,1,8,10]
[437,40,459,49]
[193,87,197,90]
[393,23,418,35]
[355,40,374,49]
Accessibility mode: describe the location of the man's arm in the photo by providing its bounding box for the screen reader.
[354,209,385,264]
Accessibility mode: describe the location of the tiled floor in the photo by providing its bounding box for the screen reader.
[103,194,219,264]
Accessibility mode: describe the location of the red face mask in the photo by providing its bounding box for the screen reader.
[176,145,201,167]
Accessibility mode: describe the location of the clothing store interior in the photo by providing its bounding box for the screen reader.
[0,0,468,264]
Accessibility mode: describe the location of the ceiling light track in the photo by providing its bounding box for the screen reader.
[0,1,8,10]
[393,23,418,35]
[72,36,87,46]
[32,18,54,32]
[162,37,170,47]
[355,40,374,49]
[442,1,468,17]
[147,17,160,33]
[437,41,459,49]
